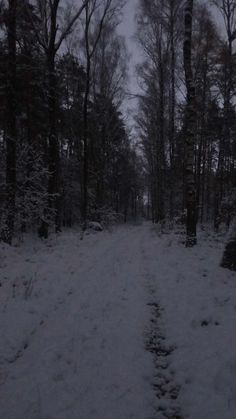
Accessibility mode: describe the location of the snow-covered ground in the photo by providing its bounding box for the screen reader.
[0,222,236,419]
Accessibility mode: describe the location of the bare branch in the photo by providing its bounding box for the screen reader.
[55,0,89,52]
[25,2,48,50]
[89,0,112,58]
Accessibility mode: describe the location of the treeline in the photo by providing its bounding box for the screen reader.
[0,0,143,243]
[136,0,236,244]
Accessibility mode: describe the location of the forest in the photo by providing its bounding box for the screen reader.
[1,2,236,419]
[0,0,236,254]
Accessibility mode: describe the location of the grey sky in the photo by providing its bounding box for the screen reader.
[119,0,144,84]
[117,0,143,125]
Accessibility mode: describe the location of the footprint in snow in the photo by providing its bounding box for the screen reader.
[201,319,220,327]
[191,318,220,328]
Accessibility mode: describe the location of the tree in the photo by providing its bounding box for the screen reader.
[215,0,236,268]
[167,0,184,218]
[136,0,168,222]
[0,0,149,241]
[136,0,184,223]
[183,0,197,246]
[191,4,220,223]
[1,0,17,244]
[57,53,85,227]
[81,0,124,230]
[212,0,236,230]
[91,20,128,209]
[27,0,89,237]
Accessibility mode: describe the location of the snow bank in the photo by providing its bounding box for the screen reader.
[144,226,236,419]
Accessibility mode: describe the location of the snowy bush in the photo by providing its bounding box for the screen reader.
[216,188,236,231]
[90,206,121,228]
[15,143,52,233]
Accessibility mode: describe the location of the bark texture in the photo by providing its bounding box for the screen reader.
[1,0,17,244]
[183,0,197,246]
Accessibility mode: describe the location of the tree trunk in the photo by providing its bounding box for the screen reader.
[1,0,17,244]
[48,51,60,228]
[196,59,207,223]
[82,58,90,230]
[213,0,235,231]
[183,0,197,246]
[81,0,112,230]
[169,0,176,219]
[158,54,165,221]
[38,2,60,238]
[157,2,166,222]
[82,3,91,231]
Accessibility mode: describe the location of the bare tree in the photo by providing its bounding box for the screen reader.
[183,0,197,246]
[212,0,236,230]
[91,21,128,208]
[165,0,184,217]
[136,0,169,222]
[27,0,89,237]
[191,5,220,223]
[136,0,184,223]
[81,0,124,230]
[215,0,236,269]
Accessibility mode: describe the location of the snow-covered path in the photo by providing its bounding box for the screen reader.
[0,224,156,419]
[1,222,236,419]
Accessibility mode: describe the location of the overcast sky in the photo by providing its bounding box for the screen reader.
[117,0,143,127]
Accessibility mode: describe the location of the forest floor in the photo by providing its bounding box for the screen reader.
[0,222,236,419]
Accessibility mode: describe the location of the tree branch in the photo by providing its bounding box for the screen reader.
[55,0,89,52]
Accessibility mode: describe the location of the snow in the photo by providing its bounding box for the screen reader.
[0,222,236,419]
[87,221,103,231]
[144,226,236,418]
